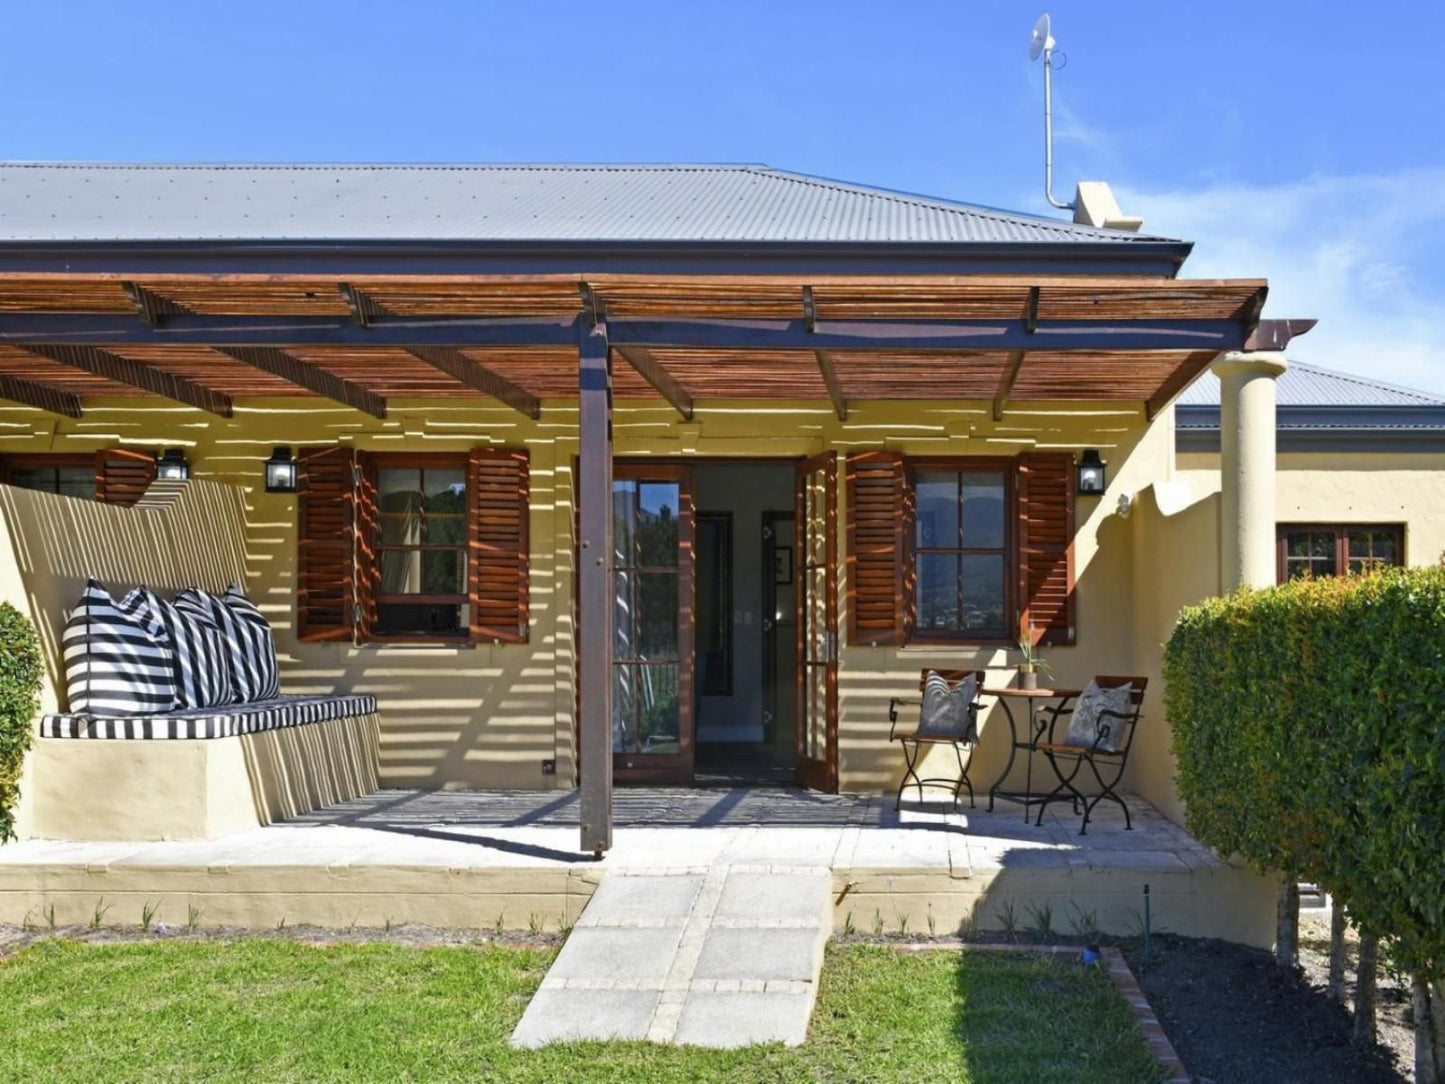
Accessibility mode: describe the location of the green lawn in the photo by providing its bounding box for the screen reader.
[0,938,1162,1083]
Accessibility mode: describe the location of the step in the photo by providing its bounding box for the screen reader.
[510,865,832,1048]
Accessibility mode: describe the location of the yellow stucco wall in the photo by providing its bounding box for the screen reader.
[6,395,1439,820]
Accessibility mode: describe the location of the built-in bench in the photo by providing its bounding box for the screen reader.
[30,694,381,842]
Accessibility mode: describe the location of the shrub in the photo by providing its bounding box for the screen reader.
[1166,567,1445,1068]
[0,601,44,842]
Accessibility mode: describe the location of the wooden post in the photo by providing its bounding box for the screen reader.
[578,319,614,856]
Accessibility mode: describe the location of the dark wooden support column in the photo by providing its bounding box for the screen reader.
[577,318,614,857]
[615,344,693,420]
[814,349,847,421]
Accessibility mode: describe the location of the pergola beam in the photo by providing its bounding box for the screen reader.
[22,344,233,416]
[814,350,847,421]
[216,346,388,419]
[992,350,1026,422]
[614,344,693,420]
[0,372,83,418]
[0,314,1250,354]
[406,345,541,419]
[122,281,190,327]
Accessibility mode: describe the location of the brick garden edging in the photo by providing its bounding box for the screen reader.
[889,941,1189,1084]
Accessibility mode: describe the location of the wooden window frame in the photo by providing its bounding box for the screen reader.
[0,452,100,497]
[1276,523,1406,584]
[366,451,472,644]
[904,456,1016,647]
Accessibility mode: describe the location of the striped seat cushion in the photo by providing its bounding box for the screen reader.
[61,579,177,716]
[41,693,378,740]
[175,585,280,702]
[127,587,234,709]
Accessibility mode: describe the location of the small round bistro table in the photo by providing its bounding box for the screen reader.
[979,686,1081,819]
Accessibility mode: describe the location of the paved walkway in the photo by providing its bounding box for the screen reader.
[511,864,832,1048]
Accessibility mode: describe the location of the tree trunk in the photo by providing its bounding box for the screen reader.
[1327,903,1347,1003]
[1275,879,1300,970]
[1415,976,1445,1084]
[1353,934,1379,1045]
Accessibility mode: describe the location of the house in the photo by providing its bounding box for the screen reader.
[0,162,1394,857]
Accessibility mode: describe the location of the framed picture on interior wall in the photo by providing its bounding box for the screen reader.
[774,545,793,586]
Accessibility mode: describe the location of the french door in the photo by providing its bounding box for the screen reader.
[610,464,695,783]
[795,452,839,792]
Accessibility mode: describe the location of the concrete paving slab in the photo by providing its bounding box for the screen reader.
[693,926,822,983]
[546,926,684,984]
[511,988,663,1047]
[673,990,814,1048]
[714,871,830,924]
[578,874,704,926]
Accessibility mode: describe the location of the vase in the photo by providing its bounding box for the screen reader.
[1018,668,1038,691]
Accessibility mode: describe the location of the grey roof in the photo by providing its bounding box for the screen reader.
[1179,360,1445,409]
[1175,360,1445,450]
[0,162,1179,245]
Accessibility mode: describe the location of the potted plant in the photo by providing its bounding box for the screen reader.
[1016,630,1052,691]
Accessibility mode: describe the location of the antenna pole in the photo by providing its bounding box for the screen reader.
[1042,47,1073,210]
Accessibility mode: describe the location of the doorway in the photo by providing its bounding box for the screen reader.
[600,457,838,790]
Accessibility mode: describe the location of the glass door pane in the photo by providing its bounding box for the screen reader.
[795,453,837,791]
[609,470,691,775]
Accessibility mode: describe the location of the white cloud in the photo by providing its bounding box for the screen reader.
[1117,170,1445,395]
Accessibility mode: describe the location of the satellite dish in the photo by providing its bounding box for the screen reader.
[1029,13,1053,61]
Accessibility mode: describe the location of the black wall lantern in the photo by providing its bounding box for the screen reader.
[264,446,298,493]
[1076,449,1107,495]
[155,448,190,481]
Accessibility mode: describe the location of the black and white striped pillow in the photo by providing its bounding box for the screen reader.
[175,585,280,702]
[127,588,234,709]
[62,579,177,716]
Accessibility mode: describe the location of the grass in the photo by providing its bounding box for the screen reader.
[0,939,1163,1083]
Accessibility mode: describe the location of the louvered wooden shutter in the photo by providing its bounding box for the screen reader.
[1016,452,1076,646]
[95,448,157,506]
[297,446,359,642]
[468,447,530,643]
[846,451,906,646]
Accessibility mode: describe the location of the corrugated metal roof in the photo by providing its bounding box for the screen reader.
[0,163,1179,245]
[1178,360,1445,409]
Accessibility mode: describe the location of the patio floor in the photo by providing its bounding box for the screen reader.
[0,789,1278,948]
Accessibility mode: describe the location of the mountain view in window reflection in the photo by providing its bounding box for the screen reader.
[915,470,1006,636]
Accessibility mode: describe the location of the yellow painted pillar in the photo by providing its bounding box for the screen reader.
[1214,351,1288,589]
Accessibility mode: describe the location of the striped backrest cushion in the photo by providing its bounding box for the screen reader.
[61,579,177,716]
[128,588,234,709]
[917,670,978,740]
[175,585,280,702]
[222,585,280,700]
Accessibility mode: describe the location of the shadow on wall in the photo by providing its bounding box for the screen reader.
[0,479,252,708]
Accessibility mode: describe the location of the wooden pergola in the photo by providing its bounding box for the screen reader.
[0,270,1310,853]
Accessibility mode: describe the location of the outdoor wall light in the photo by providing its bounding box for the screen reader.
[1076,449,1107,496]
[155,448,190,481]
[264,446,298,493]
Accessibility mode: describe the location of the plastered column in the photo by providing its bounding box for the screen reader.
[1214,351,1288,589]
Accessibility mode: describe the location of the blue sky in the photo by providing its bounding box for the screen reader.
[3,0,1442,390]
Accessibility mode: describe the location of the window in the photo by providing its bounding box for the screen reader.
[374,456,469,637]
[912,465,1010,639]
[3,455,96,500]
[1277,524,1404,582]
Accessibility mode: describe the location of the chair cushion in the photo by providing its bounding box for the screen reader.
[1062,680,1134,753]
[917,670,978,741]
[61,579,177,716]
[175,584,280,702]
[126,587,234,709]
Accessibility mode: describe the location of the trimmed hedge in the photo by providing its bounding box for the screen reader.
[1165,566,1445,984]
[0,602,43,842]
